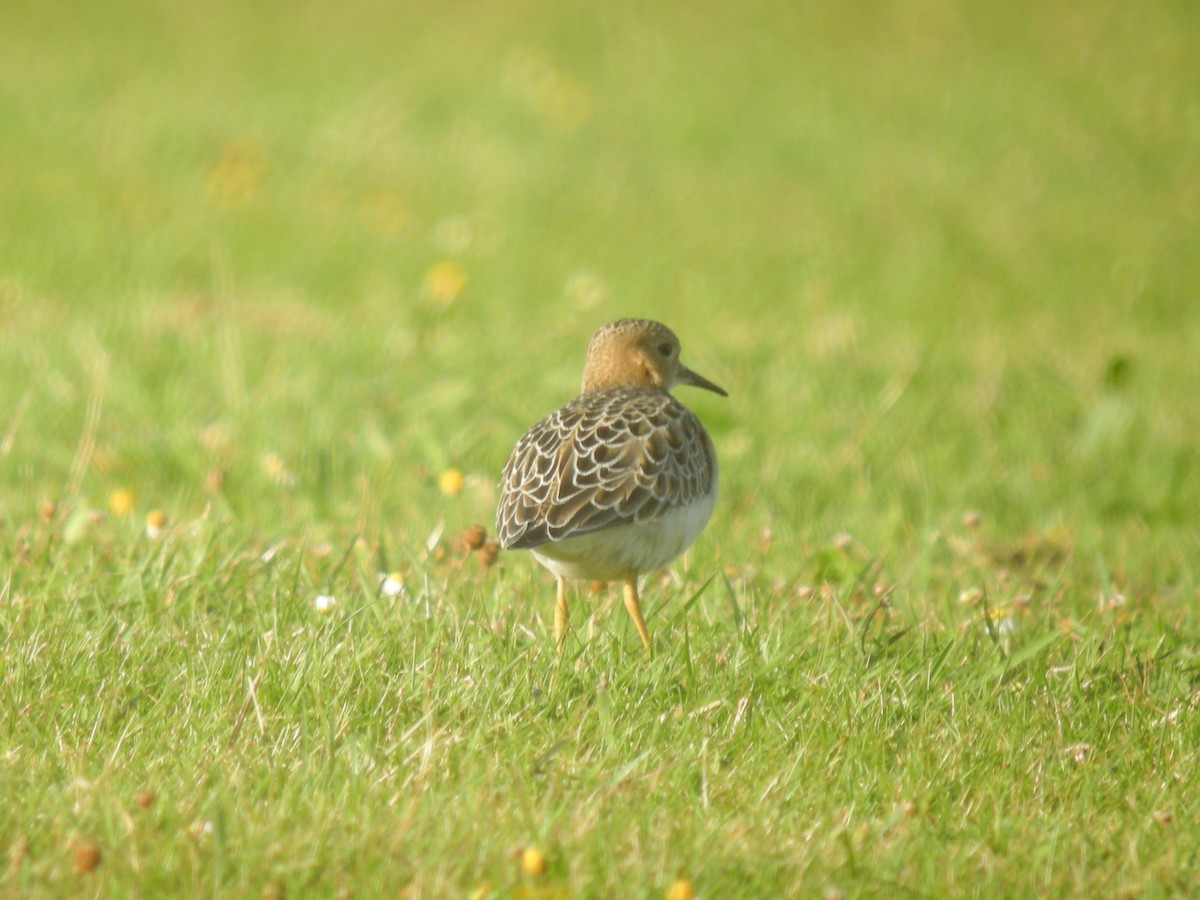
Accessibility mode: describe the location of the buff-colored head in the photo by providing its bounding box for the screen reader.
[580,318,727,397]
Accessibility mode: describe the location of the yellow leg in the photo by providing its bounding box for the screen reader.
[622,576,652,651]
[554,576,569,650]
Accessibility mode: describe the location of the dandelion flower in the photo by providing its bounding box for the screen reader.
[439,468,464,496]
[108,488,136,516]
[665,879,696,900]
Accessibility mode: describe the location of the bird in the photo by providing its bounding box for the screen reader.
[496,318,726,651]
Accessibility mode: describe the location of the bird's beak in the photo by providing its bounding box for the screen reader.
[677,364,728,397]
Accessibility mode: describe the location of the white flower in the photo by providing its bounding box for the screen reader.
[313,594,336,615]
[379,572,405,597]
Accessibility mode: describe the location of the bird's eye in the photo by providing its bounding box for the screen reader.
[657,342,674,357]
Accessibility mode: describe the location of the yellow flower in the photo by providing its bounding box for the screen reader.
[519,846,547,877]
[665,879,696,900]
[108,488,136,516]
[145,509,167,539]
[422,260,467,306]
[439,468,464,496]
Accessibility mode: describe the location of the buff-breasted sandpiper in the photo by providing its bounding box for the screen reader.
[496,318,726,650]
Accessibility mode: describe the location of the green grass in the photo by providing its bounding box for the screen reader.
[2,0,1199,895]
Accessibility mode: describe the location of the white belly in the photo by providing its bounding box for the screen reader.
[530,490,716,581]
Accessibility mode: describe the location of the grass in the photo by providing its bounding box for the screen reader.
[2,0,1199,895]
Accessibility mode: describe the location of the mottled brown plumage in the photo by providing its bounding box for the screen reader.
[497,387,715,551]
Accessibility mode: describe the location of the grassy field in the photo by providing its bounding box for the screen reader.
[2,0,1199,896]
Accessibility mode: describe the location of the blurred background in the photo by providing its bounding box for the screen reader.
[2,0,1197,594]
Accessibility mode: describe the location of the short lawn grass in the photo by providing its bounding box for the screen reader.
[2,0,1198,896]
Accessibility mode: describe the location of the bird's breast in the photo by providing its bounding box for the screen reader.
[529,484,717,581]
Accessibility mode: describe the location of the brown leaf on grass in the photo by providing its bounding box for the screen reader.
[477,540,500,567]
[459,523,487,551]
[72,839,101,873]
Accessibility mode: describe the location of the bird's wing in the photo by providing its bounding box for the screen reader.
[496,389,715,550]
